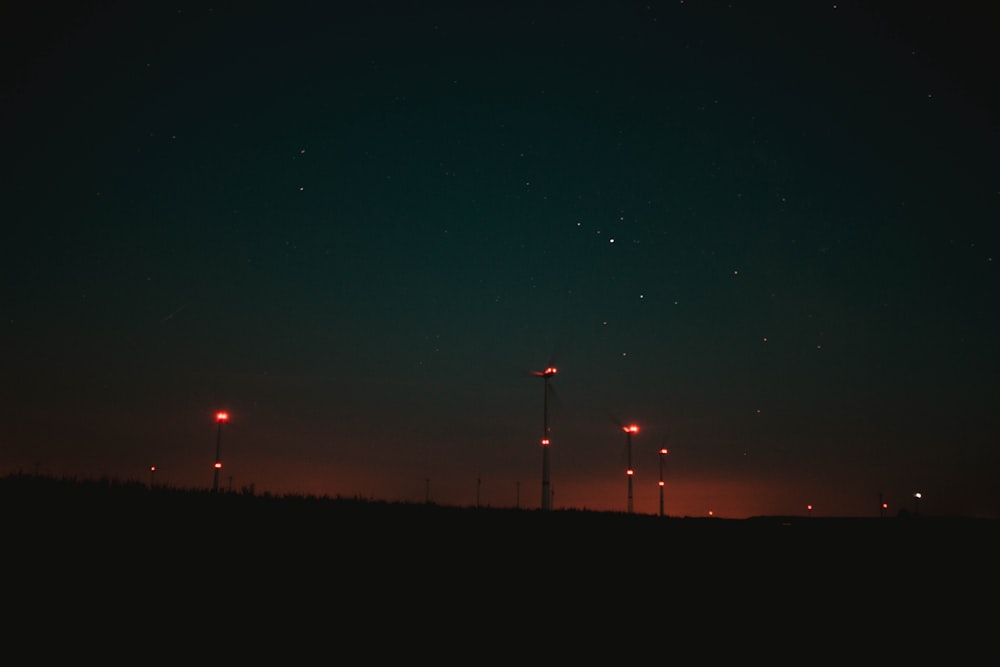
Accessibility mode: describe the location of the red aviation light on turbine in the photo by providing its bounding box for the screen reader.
[659,448,668,455]
[624,424,639,434]
[626,468,634,476]
[541,438,550,446]
[214,462,222,470]
[658,480,665,487]
[216,411,229,423]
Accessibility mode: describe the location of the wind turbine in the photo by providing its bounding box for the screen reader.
[212,411,229,492]
[658,444,668,517]
[623,424,638,513]
[533,366,558,511]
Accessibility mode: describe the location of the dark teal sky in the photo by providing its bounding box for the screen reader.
[3,1,998,518]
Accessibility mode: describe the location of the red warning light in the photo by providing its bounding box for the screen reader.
[214,462,222,469]
[623,424,639,433]
[216,411,229,423]
[544,367,557,376]
[658,480,665,487]
[541,438,550,446]
[626,468,634,476]
[659,448,668,455]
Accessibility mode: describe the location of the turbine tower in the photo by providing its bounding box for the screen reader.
[533,366,558,510]
[623,424,638,513]
[658,446,668,517]
[213,411,229,492]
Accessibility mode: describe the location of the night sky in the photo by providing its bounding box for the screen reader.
[4,1,998,519]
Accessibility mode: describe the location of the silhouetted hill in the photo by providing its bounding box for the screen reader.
[7,473,996,563]
[5,473,998,650]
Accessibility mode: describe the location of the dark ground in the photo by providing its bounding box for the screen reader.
[5,473,996,655]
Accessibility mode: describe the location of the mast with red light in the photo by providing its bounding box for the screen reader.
[213,411,229,492]
[658,446,668,517]
[624,424,639,513]
[533,366,557,511]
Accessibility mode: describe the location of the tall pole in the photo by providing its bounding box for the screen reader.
[658,447,667,517]
[213,411,228,492]
[624,424,638,514]
[536,367,557,511]
[542,373,550,510]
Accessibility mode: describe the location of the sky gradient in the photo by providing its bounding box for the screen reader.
[4,0,998,518]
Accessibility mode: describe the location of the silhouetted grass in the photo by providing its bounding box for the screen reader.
[5,472,998,646]
[6,472,995,556]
